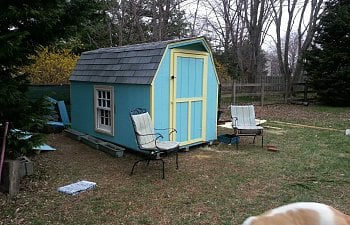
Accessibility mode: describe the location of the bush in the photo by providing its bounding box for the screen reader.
[22,46,79,85]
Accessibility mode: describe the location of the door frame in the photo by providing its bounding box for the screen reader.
[169,49,208,145]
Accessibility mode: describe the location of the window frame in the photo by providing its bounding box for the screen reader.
[94,85,114,136]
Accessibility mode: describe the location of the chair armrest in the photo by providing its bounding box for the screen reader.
[137,132,163,139]
[155,128,177,133]
[154,128,177,138]
[135,132,164,145]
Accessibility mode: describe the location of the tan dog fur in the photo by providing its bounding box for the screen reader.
[242,202,350,225]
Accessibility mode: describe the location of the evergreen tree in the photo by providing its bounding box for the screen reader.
[304,0,350,106]
[0,0,102,158]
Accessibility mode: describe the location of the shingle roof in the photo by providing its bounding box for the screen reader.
[70,39,180,85]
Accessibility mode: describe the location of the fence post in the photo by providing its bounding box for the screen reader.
[261,82,265,106]
[304,83,308,102]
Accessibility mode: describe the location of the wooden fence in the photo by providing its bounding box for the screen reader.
[221,82,284,106]
[220,79,314,106]
[27,84,70,102]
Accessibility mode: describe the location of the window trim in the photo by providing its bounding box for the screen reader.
[94,85,114,136]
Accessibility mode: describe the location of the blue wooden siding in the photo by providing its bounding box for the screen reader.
[71,82,94,134]
[71,81,150,150]
[176,57,204,98]
[153,41,219,144]
[191,101,203,140]
[152,50,172,140]
[205,55,219,141]
[175,102,189,142]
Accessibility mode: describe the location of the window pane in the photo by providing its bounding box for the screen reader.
[95,87,113,134]
[100,113,104,124]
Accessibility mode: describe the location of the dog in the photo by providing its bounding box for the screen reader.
[242,202,350,225]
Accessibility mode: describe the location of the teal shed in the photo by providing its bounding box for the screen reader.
[69,37,220,151]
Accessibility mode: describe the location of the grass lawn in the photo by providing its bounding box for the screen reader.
[1,104,349,225]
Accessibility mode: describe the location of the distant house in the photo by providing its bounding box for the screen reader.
[69,37,220,151]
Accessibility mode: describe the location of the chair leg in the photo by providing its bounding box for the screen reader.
[131,150,179,179]
[130,159,146,176]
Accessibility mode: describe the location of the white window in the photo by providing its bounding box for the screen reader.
[94,86,114,135]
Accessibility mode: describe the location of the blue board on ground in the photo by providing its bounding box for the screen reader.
[12,129,32,140]
[46,97,58,104]
[47,121,64,127]
[58,180,96,195]
[33,144,56,151]
[57,101,70,125]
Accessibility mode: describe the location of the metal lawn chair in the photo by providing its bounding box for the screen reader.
[130,108,179,179]
[230,105,264,148]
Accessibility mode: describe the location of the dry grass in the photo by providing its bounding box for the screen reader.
[1,104,350,225]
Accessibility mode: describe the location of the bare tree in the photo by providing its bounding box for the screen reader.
[293,0,323,83]
[190,0,201,36]
[198,0,237,52]
[270,0,323,101]
[149,0,187,41]
[241,0,274,83]
[199,0,273,85]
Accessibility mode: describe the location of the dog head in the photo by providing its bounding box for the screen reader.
[241,202,350,225]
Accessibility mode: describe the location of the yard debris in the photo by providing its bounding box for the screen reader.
[11,129,56,152]
[266,144,279,152]
[270,121,343,132]
[33,144,56,152]
[45,97,70,131]
[18,156,34,177]
[58,180,96,195]
[264,125,282,130]
[217,134,240,145]
[217,120,266,129]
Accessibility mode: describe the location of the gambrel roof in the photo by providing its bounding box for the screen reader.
[70,41,167,84]
[70,38,209,85]
[69,39,208,84]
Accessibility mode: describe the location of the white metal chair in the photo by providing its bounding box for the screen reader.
[130,108,179,179]
[230,105,264,148]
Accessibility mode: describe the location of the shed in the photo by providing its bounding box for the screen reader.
[69,37,220,151]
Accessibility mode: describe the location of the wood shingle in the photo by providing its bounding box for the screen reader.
[70,40,174,84]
